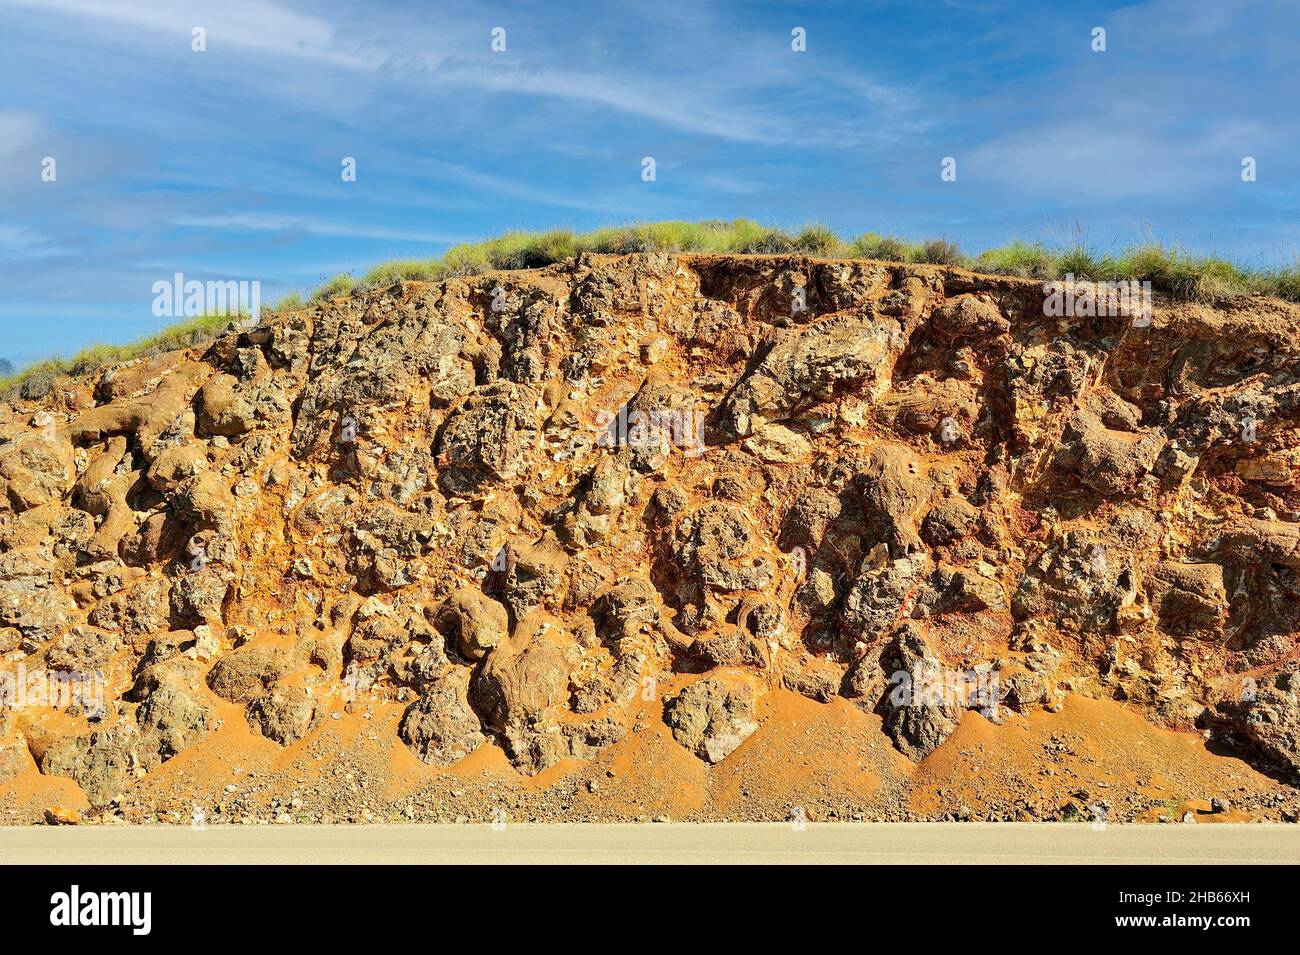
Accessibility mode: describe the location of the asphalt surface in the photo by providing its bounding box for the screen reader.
[2,822,1297,864]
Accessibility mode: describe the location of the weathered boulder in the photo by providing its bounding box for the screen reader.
[0,429,74,512]
[0,741,33,785]
[44,626,120,673]
[855,445,930,556]
[663,670,759,763]
[206,643,295,704]
[436,587,508,662]
[673,502,774,594]
[473,614,577,732]
[877,625,963,760]
[0,550,74,644]
[436,382,541,494]
[496,536,570,618]
[472,613,582,773]
[1054,409,1164,497]
[842,553,927,643]
[41,724,147,806]
[1147,561,1227,637]
[1214,671,1300,779]
[718,314,893,435]
[398,669,485,766]
[248,685,320,745]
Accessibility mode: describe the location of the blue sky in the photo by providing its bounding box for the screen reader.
[1,0,1297,367]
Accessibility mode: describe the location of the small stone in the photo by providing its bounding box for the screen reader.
[43,806,81,826]
[640,337,669,365]
[743,424,813,464]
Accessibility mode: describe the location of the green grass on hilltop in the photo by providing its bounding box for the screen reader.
[6,219,1299,399]
[303,218,1299,305]
[1,313,240,400]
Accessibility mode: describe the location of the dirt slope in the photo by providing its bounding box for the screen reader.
[2,252,1299,824]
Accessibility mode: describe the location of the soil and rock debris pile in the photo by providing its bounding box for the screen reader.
[2,252,1299,824]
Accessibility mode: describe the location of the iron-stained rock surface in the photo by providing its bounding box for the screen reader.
[3,252,1300,819]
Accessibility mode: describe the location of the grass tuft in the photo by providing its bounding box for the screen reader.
[309,272,357,303]
[973,241,1059,280]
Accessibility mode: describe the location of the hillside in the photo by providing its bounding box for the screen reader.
[1,251,1298,825]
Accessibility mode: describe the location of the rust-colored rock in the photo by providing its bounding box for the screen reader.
[2,252,1299,819]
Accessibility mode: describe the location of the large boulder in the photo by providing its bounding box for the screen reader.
[248,685,321,746]
[436,587,508,662]
[876,626,963,760]
[663,671,759,763]
[718,314,893,436]
[41,725,147,806]
[398,669,485,766]
[436,382,541,495]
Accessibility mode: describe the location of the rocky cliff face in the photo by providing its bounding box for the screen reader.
[2,253,1299,822]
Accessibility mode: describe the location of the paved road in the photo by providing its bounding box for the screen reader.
[2,823,1297,864]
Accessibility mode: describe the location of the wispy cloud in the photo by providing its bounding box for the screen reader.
[171,213,464,244]
[0,223,68,260]
[1,0,1297,368]
[7,0,382,69]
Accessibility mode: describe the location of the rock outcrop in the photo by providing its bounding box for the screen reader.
[3,251,1300,814]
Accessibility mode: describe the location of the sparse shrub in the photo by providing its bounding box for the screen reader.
[1056,246,1103,280]
[363,259,439,286]
[480,229,576,269]
[1268,264,1300,302]
[16,365,57,400]
[976,242,1058,280]
[271,292,304,311]
[1,313,233,400]
[915,239,966,267]
[440,242,491,277]
[735,228,797,254]
[714,219,769,253]
[1115,245,1249,301]
[792,224,843,256]
[851,233,912,262]
[310,273,355,302]
[581,225,645,254]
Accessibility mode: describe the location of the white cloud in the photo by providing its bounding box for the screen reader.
[9,0,918,148]
[171,213,463,244]
[965,116,1277,198]
[7,0,382,69]
[0,223,68,260]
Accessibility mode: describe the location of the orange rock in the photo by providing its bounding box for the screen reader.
[43,805,81,826]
